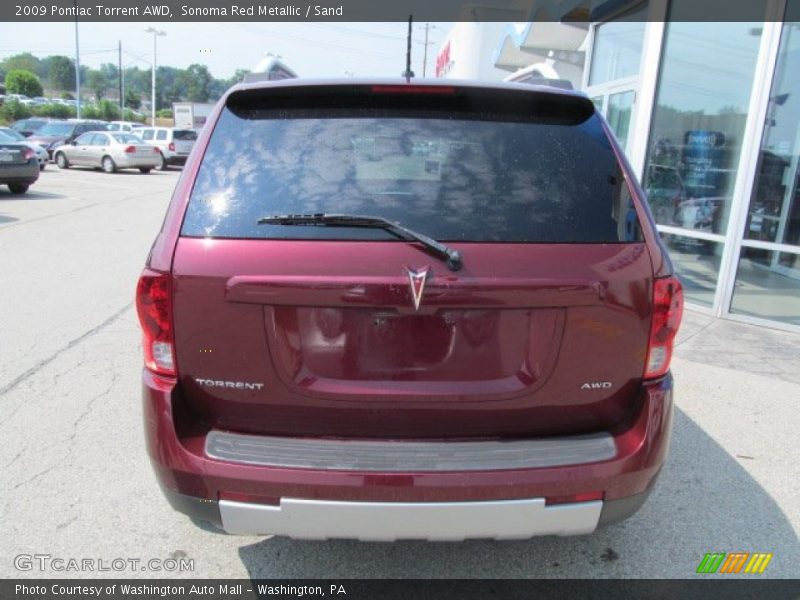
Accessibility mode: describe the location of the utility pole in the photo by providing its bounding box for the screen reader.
[145,27,166,124]
[118,40,123,114]
[74,0,81,118]
[421,23,437,77]
[422,23,430,77]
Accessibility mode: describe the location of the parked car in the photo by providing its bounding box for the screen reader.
[6,93,32,105]
[27,120,108,159]
[137,126,197,169]
[9,117,52,138]
[54,131,161,173]
[137,79,684,541]
[0,139,39,193]
[107,120,144,133]
[0,128,48,170]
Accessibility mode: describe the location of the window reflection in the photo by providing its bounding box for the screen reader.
[731,249,800,325]
[660,233,722,307]
[744,23,800,247]
[643,17,764,236]
[588,11,647,86]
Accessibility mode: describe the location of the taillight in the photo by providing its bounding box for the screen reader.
[124,145,137,154]
[644,276,684,379]
[136,269,175,377]
[21,147,35,160]
[168,142,175,152]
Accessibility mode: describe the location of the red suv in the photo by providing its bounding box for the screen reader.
[137,79,683,541]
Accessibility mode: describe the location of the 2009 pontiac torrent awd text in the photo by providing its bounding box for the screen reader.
[137,78,683,541]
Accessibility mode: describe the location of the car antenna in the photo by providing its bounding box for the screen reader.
[402,15,415,82]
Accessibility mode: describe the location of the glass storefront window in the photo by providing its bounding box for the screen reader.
[643,16,764,236]
[731,21,800,326]
[660,233,722,307]
[607,90,635,151]
[731,248,800,325]
[743,23,800,247]
[588,9,647,86]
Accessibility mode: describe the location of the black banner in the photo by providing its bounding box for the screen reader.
[0,0,790,22]
[3,580,800,600]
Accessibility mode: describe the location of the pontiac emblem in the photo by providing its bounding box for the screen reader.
[405,266,430,311]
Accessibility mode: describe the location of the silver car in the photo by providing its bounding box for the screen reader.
[53,132,161,174]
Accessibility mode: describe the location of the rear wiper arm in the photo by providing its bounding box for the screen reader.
[257,213,463,271]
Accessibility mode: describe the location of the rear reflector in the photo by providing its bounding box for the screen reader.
[644,275,684,379]
[219,491,280,506]
[546,491,604,505]
[168,142,176,152]
[370,85,456,95]
[135,269,176,377]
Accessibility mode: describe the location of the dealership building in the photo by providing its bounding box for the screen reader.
[435,0,800,332]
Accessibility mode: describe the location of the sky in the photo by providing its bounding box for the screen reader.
[0,21,451,79]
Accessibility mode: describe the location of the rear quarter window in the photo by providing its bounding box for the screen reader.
[182,97,642,244]
[173,129,197,141]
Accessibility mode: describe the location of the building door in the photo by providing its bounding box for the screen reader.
[590,84,637,154]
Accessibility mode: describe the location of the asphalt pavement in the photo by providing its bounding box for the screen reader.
[0,167,798,579]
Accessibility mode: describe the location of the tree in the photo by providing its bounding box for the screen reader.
[47,56,75,91]
[86,70,106,100]
[5,69,44,97]
[2,53,40,76]
[124,89,141,109]
[184,64,212,102]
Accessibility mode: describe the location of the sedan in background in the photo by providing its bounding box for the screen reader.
[27,120,108,159]
[0,141,39,194]
[0,128,48,170]
[53,131,161,174]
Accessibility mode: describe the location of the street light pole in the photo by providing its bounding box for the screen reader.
[74,0,81,118]
[145,27,166,124]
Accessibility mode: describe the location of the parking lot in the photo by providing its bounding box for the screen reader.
[0,167,798,579]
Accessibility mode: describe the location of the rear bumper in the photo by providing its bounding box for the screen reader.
[114,154,161,169]
[164,153,188,165]
[144,372,673,539]
[0,159,40,184]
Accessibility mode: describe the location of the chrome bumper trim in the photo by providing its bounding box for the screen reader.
[219,497,603,540]
[205,431,616,472]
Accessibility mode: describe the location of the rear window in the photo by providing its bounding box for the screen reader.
[111,133,141,144]
[173,129,197,141]
[36,123,75,136]
[182,93,641,243]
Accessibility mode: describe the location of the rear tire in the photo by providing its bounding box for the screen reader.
[55,152,69,169]
[102,156,117,174]
[39,162,46,171]
[139,167,151,174]
[8,183,29,194]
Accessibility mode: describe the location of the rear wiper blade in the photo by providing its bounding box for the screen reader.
[257,213,462,271]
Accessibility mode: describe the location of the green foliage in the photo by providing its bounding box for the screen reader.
[33,103,75,119]
[0,99,32,123]
[4,69,44,97]
[86,71,107,100]
[156,108,173,118]
[47,56,76,91]
[1,53,40,76]
[124,89,141,109]
[97,99,120,121]
[122,109,145,123]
